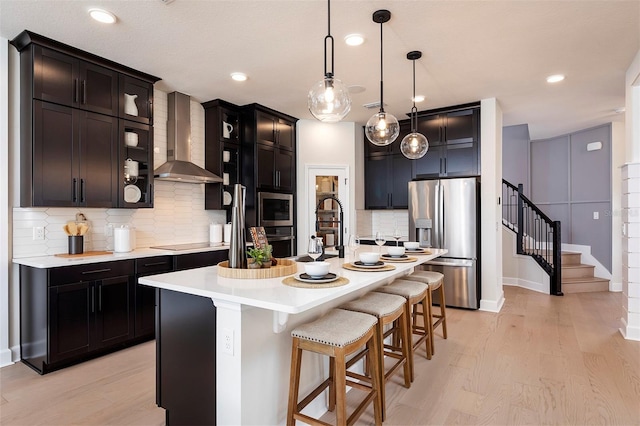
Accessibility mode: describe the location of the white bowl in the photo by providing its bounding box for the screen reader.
[403,241,420,250]
[359,252,380,265]
[387,246,406,256]
[304,261,330,278]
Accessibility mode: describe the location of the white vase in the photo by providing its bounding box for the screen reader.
[124,94,139,116]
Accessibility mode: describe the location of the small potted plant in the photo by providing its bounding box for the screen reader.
[247,245,273,269]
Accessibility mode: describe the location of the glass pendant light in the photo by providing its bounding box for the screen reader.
[401,51,429,159]
[308,0,351,122]
[365,10,399,146]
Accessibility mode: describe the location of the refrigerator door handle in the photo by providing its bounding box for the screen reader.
[434,182,440,248]
[440,183,445,248]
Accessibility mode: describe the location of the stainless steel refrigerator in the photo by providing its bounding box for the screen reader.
[408,177,480,309]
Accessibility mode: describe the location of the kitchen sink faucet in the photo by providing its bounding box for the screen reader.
[315,195,345,258]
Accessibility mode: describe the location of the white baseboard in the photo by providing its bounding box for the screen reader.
[0,348,14,368]
[619,317,640,341]
[503,277,548,294]
[610,281,623,292]
[480,292,504,313]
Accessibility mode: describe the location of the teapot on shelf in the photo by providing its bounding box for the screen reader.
[124,93,139,116]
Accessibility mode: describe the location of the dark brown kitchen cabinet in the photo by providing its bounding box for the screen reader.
[12,30,160,209]
[364,154,412,209]
[414,104,480,178]
[256,145,294,191]
[32,45,118,116]
[364,121,412,209]
[135,256,174,339]
[30,100,118,207]
[256,109,294,150]
[20,260,135,374]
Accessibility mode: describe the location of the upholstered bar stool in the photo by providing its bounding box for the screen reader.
[408,270,448,355]
[287,309,382,426]
[340,292,411,420]
[375,279,431,382]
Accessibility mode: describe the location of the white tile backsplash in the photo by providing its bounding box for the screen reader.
[356,209,409,239]
[12,89,226,258]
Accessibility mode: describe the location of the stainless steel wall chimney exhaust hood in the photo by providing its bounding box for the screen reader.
[154,92,222,184]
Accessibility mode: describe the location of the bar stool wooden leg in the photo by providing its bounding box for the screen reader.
[287,309,382,426]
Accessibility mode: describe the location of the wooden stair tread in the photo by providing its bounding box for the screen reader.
[562,264,594,269]
[562,277,609,284]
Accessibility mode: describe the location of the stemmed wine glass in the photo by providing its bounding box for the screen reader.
[348,234,360,262]
[308,236,323,262]
[374,232,386,254]
[393,228,402,246]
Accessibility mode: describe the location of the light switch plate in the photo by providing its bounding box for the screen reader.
[593,212,599,220]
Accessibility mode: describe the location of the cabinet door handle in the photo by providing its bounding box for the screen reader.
[80,179,85,203]
[143,261,168,267]
[72,178,78,203]
[82,268,111,275]
[149,184,153,204]
[439,158,443,174]
[74,79,79,104]
[91,286,95,313]
[148,100,152,122]
[443,158,447,173]
[82,80,87,105]
[98,285,102,312]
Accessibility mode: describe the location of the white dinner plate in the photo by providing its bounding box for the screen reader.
[381,254,409,259]
[405,248,426,253]
[223,191,232,205]
[295,272,338,284]
[124,184,141,203]
[351,261,386,269]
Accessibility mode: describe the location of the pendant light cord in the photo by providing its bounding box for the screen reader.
[324,0,334,78]
[379,19,385,113]
[411,58,417,132]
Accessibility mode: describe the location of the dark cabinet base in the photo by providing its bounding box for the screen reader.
[157,289,216,425]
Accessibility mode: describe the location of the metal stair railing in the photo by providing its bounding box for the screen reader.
[502,179,563,296]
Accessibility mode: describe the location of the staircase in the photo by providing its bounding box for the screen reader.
[561,251,609,293]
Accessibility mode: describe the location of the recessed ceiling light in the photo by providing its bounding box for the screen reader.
[412,95,425,103]
[347,85,366,94]
[88,8,117,24]
[231,72,247,82]
[344,34,365,46]
[546,74,565,83]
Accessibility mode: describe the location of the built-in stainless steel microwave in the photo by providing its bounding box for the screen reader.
[258,192,294,227]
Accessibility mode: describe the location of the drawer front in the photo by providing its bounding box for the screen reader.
[136,256,174,276]
[50,260,135,286]
[174,251,228,271]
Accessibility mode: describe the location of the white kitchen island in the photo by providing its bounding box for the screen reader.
[139,249,447,425]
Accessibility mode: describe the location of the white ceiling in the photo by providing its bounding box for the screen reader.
[1,0,638,140]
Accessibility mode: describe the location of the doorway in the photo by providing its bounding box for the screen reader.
[304,166,349,254]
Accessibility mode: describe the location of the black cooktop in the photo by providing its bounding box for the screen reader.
[150,242,217,251]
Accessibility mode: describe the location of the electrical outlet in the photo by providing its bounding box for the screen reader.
[32,226,45,240]
[105,224,114,237]
[222,328,234,355]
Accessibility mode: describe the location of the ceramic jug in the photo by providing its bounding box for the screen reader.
[124,94,139,116]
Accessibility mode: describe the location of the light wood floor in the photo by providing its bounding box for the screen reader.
[2,286,639,425]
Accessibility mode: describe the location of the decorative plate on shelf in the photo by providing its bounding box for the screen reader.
[223,191,232,206]
[124,185,141,203]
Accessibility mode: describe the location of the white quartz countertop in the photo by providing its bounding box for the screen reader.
[12,244,230,268]
[139,249,447,315]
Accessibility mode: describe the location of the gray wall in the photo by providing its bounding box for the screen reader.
[502,124,530,195]
[530,124,612,271]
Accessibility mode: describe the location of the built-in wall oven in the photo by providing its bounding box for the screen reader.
[257,192,295,257]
